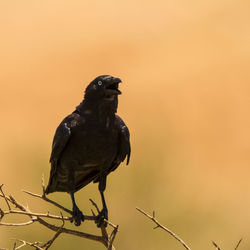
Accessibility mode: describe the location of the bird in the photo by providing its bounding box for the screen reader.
[45,75,131,226]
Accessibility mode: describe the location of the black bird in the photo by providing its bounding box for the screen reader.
[45,75,131,226]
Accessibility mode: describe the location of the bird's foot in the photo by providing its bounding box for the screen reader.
[95,207,108,228]
[71,206,85,226]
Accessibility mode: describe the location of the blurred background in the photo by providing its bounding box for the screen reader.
[1,0,250,249]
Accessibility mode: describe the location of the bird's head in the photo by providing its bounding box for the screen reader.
[84,75,122,102]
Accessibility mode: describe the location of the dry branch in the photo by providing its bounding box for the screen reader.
[212,238,243,250]
[136,207,191,250]
[0,179,118,250]
[12,239,43,250]
[212,241,221,250]
[137,207,244,250]
[235,239,242,250]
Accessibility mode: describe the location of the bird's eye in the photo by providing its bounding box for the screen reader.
[98,81,102,86]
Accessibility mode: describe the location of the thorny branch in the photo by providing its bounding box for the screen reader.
[0,179,118,250]
[136,207,191,250]
[212,239,242,250]
[0,179,244,250]
[234,239,243,250]
[137,207,243,250]
[212,241,221,250]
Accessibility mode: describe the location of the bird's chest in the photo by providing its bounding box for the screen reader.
[71,117,118,163]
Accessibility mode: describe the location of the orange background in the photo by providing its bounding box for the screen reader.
[1,1,250,249]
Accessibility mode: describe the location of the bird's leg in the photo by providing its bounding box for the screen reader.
[68,166,85,226]
[70,192,85,226]
[95,174,108,227]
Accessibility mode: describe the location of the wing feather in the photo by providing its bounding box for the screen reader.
[115,115,131,165]
[45,117,73,194]
[50,122,71,163]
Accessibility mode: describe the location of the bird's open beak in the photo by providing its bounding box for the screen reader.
[105,77,122,95]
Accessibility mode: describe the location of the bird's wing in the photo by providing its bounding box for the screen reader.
[46,114,77,194]
[50,120,72,163]
[111,115,131,171]
[115,115,131,165]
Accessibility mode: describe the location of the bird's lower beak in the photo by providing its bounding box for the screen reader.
[105,89,122,95]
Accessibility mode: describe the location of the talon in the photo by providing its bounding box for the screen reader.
[72,206,85,226]
[95,208,108,227]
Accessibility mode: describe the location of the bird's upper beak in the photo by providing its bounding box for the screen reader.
[112,77,122,84]
[105,77,122,95]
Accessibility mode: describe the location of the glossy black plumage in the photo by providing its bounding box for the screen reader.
[45,75,130,226]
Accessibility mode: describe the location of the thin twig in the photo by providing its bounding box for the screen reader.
[0,185,11,210]
[36,217,107,245]
[4,210,71,221]
[23,189,95,221]
[90,199,117,228]
[0,220,35,226]
[0,208,5,220]
[235,239,242,250]
[42,212,65,249]
[12,239,43,250]
[41,175,46,196]
[108,225,119,250]
[22,190,73,215]
[104,219,119,229]
[89,198,100,213]
[136,207,191,250]
[212,241,221,250]
[12,241,17,250]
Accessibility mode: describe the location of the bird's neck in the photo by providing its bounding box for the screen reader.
[76,99,118,120]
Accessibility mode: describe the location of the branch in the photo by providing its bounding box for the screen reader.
[40,212,65,249]
[12,239,43,250]
[235,239,242,250]
[0,180,119,250]
[136,207,191,250]
[108,225,119,250]
[22,190,74,218]
[0,220,35,227]
[212,238,243,250]
[0,184,11,210]
[3,210,71,221]
[212,241,221,250]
